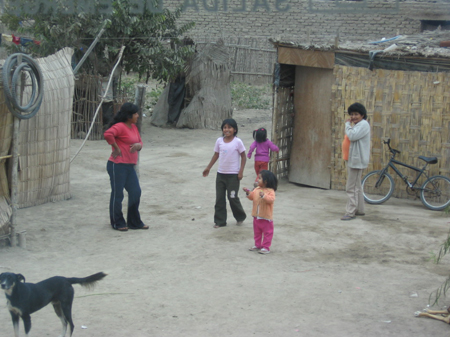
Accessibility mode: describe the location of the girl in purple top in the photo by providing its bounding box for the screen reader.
[247,128,279,184]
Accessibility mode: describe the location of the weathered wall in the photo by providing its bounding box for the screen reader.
[166,0,450,46]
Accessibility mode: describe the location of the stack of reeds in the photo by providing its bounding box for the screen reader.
[175,40,232,129]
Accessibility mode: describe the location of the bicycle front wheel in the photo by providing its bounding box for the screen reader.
[420,175,450,211]
[362,170,395,204]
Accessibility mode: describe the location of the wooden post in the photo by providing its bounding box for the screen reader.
[9,54,24,247]
[134,85,146,179]
[134,85,146,134]
[271,77,279,176]
[10,116,19,247]
[17,231,26,249]
[335,29,340,49]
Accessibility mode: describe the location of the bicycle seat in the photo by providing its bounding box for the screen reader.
[418,156,438,164]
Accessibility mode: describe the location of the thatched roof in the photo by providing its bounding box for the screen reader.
[271,28,450,58]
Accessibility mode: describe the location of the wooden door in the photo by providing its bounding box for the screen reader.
[289,66,333,189]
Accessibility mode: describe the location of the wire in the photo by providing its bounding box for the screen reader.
[70,45,126,163]
[74,35,274,40]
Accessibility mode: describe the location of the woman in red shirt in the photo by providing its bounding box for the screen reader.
[104,103,148,231]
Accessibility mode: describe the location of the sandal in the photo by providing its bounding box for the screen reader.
[117,227,129,232]
[213,224,226,228]
[129,225,149,230]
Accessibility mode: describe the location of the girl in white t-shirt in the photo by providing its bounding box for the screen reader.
[203,119,247,228]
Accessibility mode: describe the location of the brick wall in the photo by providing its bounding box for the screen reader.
[164,0,450,47]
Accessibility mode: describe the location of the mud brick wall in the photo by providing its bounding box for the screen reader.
[164,0,450,46]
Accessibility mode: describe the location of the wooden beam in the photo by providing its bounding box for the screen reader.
[231,71,272,76]
[278,47,335,69]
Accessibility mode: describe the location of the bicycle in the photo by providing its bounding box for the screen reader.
[361,139,450,211]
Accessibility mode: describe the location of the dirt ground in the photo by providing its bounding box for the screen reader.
[1,108,450,336]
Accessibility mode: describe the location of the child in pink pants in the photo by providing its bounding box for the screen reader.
[243,170,277,254]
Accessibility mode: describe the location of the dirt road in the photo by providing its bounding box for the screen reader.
[1,109,449,336]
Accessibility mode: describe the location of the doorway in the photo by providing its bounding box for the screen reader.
[289,66,333,189]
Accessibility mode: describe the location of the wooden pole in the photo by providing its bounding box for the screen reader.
[134,84,146,134]
[271,78,279,176]
[9,54,25,247]
[335,29,340,49]
[10,116,19,247]
[73,20,108,75]
[133,85,146,179]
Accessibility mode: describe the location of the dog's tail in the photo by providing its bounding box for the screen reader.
[67,272,107,290]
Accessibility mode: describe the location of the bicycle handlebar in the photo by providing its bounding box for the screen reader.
[384,138,400,155]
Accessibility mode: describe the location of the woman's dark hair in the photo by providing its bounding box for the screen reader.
[259,170,278,191]
[253,128,267,143]
[347,102,367,120]
[221,118,238,136]
[108,102,139,128]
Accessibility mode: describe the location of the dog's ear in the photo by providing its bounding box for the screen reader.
[17,274,25,282]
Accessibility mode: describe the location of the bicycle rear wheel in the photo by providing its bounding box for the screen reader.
[362,170,395,204]
[420,175,450,211]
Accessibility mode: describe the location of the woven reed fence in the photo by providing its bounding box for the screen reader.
[331,65,450,199]
[196,37,276,85]
[0,47,75,213]
[72,73,104,140]
[270,86,294,178]
[72,74,136,139]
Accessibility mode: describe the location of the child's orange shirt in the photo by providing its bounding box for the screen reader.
[342,134,350,161]
[247,187,275,220]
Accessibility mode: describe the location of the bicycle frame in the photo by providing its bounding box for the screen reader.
[363,139,450,210]
[375,139,431,190]
[380,159,430,190]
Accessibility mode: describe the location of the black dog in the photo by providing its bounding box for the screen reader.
[0,272,107,337]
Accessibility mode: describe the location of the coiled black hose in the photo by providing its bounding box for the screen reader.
[2,53,44,119]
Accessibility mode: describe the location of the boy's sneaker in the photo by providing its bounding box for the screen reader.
[249,246,260,251]
[259,248,270,254]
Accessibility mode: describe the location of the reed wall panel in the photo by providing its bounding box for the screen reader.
[0,76,12,233]
[274,61,450,201]
[331,65,450,199]
[8,48,75,208]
